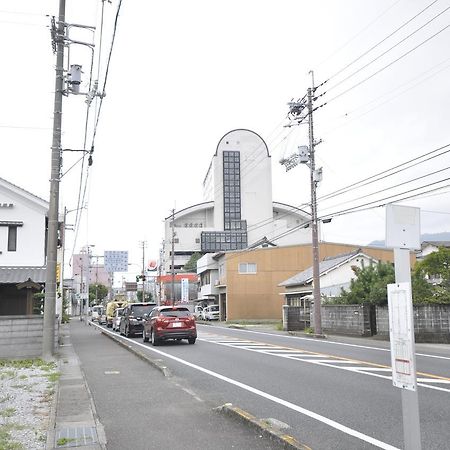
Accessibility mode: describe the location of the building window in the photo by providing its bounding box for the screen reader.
[195,238,200,243]
[238,263,257,274]
[8,226,17,251]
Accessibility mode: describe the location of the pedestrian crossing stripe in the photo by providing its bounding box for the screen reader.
[199,332,450,393]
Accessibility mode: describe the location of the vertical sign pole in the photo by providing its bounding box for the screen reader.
[394,248,421,450]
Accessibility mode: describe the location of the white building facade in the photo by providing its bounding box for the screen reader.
[163,129,312,273]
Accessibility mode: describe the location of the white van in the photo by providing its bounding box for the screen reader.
[91,305,104,323]
[202,304,220,321]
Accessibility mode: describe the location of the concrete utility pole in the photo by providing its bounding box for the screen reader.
[140,240,147,301]
[307,74,322,337]
[42,0,66,360]
[171,209,175,306]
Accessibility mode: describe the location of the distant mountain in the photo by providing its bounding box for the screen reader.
[369,232,450,248]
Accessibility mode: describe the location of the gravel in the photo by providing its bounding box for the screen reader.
[0,361,57,450]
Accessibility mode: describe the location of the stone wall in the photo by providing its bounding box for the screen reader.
[0,315,59,359]
[282,305,310,331]
[376,305,450,343]
[310,304,373,336]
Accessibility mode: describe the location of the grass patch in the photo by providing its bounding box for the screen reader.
[0,423,26,450]
[0,371,17,380]
[0,395,12,404]
[0,408,16,418]
[275,322,284,331]
[304,327,314,334]
[45,372,61,383]
[57,437,76,446]
[0,359,55,371]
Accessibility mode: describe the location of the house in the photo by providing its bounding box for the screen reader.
[278,250,379,305]
[417,241,450,260]
[162,129,312,274]
[0,177,63,316]
[203,242,405,321]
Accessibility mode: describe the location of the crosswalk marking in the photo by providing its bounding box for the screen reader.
[198,331,450,393]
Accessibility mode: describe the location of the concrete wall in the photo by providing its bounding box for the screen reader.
[310,304,373,336]
[376,305,450,343]
[0,315,58,359]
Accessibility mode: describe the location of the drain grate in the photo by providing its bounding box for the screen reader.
[55,426,98,447]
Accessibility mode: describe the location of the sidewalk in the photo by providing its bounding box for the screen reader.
[47,319,306,450]
[47,321,106,449]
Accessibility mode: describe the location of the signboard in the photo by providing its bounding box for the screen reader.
[125,282,137,292]
[385,204,421,250]
[387,282,417,391]
[104,251,128,273]
[181,278,189,303]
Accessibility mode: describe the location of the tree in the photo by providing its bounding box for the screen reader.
[89,283,108,305]
[183,252,202,272]
[339,261,395,305]
[414,247,450,304]
[137,291,153,302]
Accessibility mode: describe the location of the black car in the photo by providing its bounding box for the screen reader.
[119,302,156,337]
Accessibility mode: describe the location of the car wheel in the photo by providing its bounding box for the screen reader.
[143,329,149,343]
[151,329,159,346]
[188,337,196,345]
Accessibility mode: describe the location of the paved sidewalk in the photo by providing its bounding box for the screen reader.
[47,321,106,449]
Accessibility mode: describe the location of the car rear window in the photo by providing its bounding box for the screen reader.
[209,306,219,311]
[130,305,156,316]
[160,308,191,317]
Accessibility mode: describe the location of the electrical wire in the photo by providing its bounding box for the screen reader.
[314,0,402,69]
[316,23,450,108]
[323,4,450,95]
[321,0,441,85]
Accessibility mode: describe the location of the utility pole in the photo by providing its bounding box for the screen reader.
[280,70,323,337]
[171,209,175,306]
[139,240,147,302]
[307,73,322,337]
[42,0,66,360]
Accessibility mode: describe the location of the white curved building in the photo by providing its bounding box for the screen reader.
[163,129,312,273]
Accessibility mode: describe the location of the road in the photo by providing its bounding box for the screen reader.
[99,322,450,450]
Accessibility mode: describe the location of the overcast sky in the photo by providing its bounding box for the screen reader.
[1,0,449,280]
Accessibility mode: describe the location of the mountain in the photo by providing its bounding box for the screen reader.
[369,232,450,248]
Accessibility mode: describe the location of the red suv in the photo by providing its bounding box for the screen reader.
[143,306,197,345]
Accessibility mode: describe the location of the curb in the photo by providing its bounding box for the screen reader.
[45,355,60,450]
[216,403,311,450]
[100,328,172,377]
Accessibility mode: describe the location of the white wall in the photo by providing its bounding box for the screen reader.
[0,189,47,266]
[321,255,374,290]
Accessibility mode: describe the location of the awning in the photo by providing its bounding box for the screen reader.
[0,266,46,284]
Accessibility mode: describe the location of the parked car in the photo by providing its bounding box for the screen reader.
[91,305,104,323]
[119,302,157,337]
[143,306,197,345]
[202,304,220,321]
[112,307,125,332]
[193,305,204,320]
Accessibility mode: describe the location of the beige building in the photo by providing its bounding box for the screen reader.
[208,242,411,321]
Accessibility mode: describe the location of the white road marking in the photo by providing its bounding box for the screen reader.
[111,332,400,449]
[199,333,450,393]
[198,325,450,361]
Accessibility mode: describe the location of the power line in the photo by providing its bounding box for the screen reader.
[322,56,450,136]
[321,0,441,85]
[316,23,450,108]
[323,3,450,94]
[314,0,402,69]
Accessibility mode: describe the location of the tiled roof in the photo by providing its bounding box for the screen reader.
[0,266,46,283]
[279,250,371,287]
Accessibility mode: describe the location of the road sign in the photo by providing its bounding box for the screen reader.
[387,282,417,391]
[104,251,128,272]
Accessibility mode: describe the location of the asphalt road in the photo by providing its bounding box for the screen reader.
[69,320,287,450]
[102,323,450,450]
